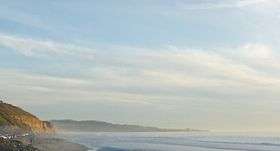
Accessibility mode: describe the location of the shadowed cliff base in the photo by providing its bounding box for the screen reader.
[0,137,39,151]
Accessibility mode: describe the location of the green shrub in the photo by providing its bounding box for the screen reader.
[0,116,7,125]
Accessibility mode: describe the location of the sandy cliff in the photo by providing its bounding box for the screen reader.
[0,101,54,133]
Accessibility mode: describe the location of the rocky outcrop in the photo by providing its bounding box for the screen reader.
[0,102,54,134]
[0,138,39,151]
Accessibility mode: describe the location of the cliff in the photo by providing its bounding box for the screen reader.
[0,101,54,133]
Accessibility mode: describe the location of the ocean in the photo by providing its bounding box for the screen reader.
[57,132,280,151]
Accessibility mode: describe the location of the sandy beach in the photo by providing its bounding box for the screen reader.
[33,137,88,151]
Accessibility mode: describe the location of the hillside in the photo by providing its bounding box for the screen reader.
[51,120,197,132]
[0,101,54,133]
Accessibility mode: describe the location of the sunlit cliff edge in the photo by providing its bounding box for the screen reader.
[0,101,54,134]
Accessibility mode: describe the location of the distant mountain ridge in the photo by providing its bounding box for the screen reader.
[0,101,54,133]
[51,120,201,132]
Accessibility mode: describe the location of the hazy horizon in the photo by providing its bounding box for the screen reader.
[1,0,280,132]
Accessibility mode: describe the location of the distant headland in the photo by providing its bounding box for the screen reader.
[51,119,206,132]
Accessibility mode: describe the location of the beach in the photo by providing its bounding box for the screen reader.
[33,136,89,151]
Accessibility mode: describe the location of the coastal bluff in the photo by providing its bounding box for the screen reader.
[0,101,88,151]
[0,101,54,133]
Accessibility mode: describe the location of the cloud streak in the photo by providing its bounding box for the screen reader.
[179,0,268,10]
[2,34,280,130]
[0,34,95,59]
[1,36,280,103]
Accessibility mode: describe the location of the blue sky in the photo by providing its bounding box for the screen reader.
[1,0,280,131]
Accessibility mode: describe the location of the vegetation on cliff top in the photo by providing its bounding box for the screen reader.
[0,115,7,125]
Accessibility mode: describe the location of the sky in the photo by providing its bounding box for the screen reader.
[1,0,280,131]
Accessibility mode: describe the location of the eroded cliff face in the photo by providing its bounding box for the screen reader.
[0,102,54,133]
[10,115,54,133]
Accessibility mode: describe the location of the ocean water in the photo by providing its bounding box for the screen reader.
[57,132,280,151]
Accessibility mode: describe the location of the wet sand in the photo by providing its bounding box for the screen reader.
[33,137,88,151]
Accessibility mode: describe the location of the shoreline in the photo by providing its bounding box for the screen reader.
[0,135,90,151]
[33,136,89,151]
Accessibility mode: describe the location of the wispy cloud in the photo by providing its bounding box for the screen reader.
[0,34,95,59]
[179,0,268,10]
[2,39,280,104]
[2,35,280,129]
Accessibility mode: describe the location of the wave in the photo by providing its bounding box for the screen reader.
[96,147,152,151]
[198,140,280,147]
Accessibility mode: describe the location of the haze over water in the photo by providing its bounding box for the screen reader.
[57,132,280,151]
